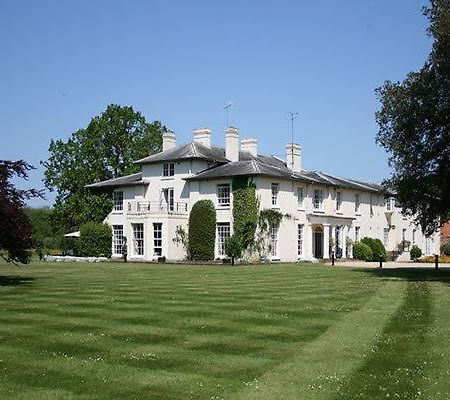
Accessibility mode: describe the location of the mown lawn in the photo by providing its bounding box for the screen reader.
[0,261,449,400]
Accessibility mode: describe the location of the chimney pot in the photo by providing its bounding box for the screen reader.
[286,143,302,172]
[193,128,212,147]
[225,127,239,162]
[162,131,176,151]
[241,138,258,157]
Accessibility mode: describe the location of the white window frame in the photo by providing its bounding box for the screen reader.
[313,189,323,210]
[336,191,342,212]
[425,237,432,255]
[271,183,279,207]
[297,187,305,209]
[132,223,144,256]
[355,226,360,243]
[113,191,123,212]
[163,163,175,177]
[383,228,389,248]
[412,229,416,245]
[217,222,230,257]
[355,194,360,214]
[162,188,174,211]
[270,225,279,258]
[217,184,231,208]
[153,223,163,256]
[113,225,124,255]
[297,224,304,257]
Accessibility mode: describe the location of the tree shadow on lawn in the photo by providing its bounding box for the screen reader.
[354,267,450,285]
[0,276,36,287]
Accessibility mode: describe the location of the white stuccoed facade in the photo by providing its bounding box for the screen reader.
[88,127,440,262]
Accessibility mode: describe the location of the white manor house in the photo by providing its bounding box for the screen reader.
[87,127,440,262]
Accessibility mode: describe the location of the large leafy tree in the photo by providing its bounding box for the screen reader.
[0,160,43,263]
[42,104,165,231]
[375,0,450,236]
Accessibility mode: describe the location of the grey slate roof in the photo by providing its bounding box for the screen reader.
[86,142,385,194]
[184,158,320,184]
[85,172,146,189]
[135,142,229,164]
[302,171,384,193]
[186,150,385,193]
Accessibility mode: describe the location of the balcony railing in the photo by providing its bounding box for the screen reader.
[127,201,188,215]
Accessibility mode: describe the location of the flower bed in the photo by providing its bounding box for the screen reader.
[417,256,450,263]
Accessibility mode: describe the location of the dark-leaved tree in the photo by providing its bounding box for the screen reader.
[0,160,43,263]
[375,0,450,236]
[42,104,166,232]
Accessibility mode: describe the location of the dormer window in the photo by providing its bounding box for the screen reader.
[113,191,123,212]
[163,163,174,177]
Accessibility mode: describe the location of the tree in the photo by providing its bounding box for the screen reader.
[25,207,64,250]
[0,160,43,263]
[42,104,166,232]
[375,0,450,236]
[225,235,242,265]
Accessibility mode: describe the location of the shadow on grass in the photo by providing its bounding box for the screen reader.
[355,267,450,285]
[0,276,36,287]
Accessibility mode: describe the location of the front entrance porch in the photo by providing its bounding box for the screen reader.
[307,214,355,260]
[313,226,324,259]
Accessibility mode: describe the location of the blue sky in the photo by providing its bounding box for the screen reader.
[1,0,431,207]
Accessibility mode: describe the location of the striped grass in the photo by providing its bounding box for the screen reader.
[0,261,449,399]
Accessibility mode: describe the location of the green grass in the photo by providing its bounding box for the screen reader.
[0,261,449,399]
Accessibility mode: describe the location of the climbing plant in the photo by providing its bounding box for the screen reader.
[188,200,216,260]
[172,225,189,259]
[251,208,289,260]
[232,176,259,250]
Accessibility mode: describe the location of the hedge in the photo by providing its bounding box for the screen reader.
[442,241,450,256]
[361,237,386,261]
[188,200,216,260]
[353,242,373,262]
[79,222,112,257]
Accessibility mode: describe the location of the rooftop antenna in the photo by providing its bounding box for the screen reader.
[288,111,299,169]
[224,101,232,128]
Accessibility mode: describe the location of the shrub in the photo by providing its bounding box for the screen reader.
[361,237,386,261]
[442,241,450,256]
[225,235,242,265]
[188,200,216,260]
[353,242,373,262]
[79,222,112,257]
[410,245,422,261]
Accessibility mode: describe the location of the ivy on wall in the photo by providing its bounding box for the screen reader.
[232,177,259,250]
[258,209,285,234]
[188,199,216,260]
[251,208,288,260]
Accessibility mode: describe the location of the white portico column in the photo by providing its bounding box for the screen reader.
[342,225,347,258]
[348,226,354,258]
[330,225,336,256]
[323,224,330,259]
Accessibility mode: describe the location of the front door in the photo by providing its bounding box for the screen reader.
[313,227,323,259]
